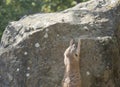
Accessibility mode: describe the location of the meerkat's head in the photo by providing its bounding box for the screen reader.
[64,39,81,61]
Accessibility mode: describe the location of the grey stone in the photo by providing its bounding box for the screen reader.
[0,0,120,87]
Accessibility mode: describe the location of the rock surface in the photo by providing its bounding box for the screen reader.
[0,0,120,87]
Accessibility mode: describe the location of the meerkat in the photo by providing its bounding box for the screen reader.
[62,39,81,87]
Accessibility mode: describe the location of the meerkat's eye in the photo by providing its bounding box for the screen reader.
[75,53,78,57]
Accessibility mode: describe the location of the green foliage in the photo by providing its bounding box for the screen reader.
[0,0,89,40]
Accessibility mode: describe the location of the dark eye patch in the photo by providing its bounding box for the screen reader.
[75,53,78,57]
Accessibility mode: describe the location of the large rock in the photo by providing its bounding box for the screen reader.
[0,0,120,87]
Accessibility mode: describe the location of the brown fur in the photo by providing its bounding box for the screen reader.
[62,39,81,87]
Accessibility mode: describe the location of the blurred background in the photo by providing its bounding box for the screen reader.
[0,0,89,40]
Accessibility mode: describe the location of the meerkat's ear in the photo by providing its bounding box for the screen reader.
[69,39,74,46]
[76,38,81,56]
